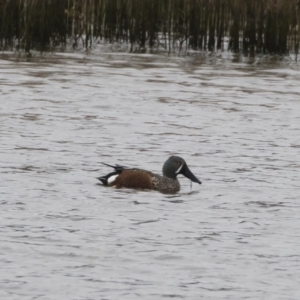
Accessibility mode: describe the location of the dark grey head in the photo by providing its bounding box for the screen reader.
[162,156,201,184]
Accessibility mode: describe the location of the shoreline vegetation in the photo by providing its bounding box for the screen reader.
[0,0,300,57]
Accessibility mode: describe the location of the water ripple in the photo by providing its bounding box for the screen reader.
[1,53,300,300]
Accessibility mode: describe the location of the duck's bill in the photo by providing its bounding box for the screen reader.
[181,165,202,184]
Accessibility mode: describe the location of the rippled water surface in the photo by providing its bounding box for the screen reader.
[1,51,300,299]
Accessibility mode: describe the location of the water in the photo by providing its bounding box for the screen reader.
[1,51,300,300]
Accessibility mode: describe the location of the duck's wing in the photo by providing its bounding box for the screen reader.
[98,162,158,189]
[97,163,131,185]
[101,163,129,172]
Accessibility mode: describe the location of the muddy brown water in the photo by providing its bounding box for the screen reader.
[1,51,300,299]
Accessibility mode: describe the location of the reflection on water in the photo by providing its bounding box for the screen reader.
[1,51,300,300]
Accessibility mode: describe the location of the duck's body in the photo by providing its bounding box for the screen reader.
[98,156,201,193]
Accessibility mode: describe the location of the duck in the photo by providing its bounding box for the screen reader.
[97,156,201,193]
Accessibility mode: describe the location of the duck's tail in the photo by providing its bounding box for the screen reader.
[97,163,129,185]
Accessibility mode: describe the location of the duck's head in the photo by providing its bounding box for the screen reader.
[162,156,201,184]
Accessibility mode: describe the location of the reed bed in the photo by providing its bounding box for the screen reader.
[0,0,299,55]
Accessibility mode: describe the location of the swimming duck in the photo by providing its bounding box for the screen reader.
[97,156,201,193]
